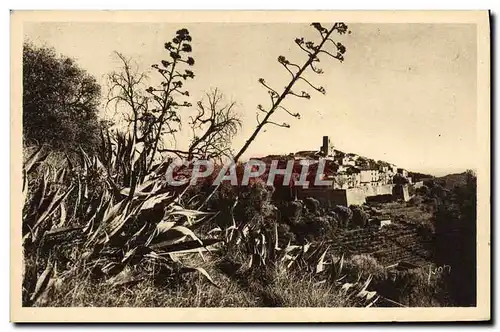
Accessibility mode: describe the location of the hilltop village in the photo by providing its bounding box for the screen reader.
[256,136,423,207]
[305,136,412,188]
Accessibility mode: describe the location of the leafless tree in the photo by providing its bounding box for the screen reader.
[106,52,152,143]
[159,88,241,162]
[106,29,195,171]
[106,29,241,167]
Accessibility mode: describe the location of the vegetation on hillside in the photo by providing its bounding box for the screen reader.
[21,23,477,309]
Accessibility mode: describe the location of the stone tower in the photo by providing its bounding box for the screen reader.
[320,136,335,157]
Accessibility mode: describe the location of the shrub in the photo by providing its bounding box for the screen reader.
[303,197,320,215]
[408,195,423,206]
[416,221,435,242]
[343,254,386,282]
[387,268,448,307]
[276,223,296,247]
[234,179,276,227]
[282,200,303,225]
[332,205,353,228]
[23,42,105,153]
[416,185,430,197]
[349,205,369,228]
[434,170,476,306]
[327,211,341,228]
[291,212,334,243]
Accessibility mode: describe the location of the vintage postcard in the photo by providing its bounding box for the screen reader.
[10,10,490,322]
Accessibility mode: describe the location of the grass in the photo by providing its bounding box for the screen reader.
[33,252,353,307]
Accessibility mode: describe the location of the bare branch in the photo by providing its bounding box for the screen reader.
[287,90,311,99]
[299,77,326,94]
[233,22,348,163]
[182,88,242,161]
[258,78,279,97]
[267,121,290,128]
[278,105,301,119]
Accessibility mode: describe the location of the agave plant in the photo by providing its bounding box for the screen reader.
[22,130,224,306]
[220,198,380,307]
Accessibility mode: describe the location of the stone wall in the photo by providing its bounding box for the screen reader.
[296,187,348,207]
[296,184,413,207]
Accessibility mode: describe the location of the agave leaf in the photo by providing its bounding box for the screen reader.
[274,222,279,250]
[33,184,75,230]
[71,176,82,220]
[22,169,28,208]
[341,282,354,293]
[30,168,49,211]
[357,290,368,298]
[131,142,145,166]
[103,199,126,223]
[247,254,254,268]
[127,222,149,244]
[335,254,345,278]
[365,291,377,301]
[358,275,373,295]
[287,256,297,269]
[127,169,138,200]
[140,192,173,211]
[156,221,176,233]
[106,266,144,288]
[29,260,54,303]
[188,267,219,288]
[86,200,126,245]
[169,226,203,244]
[167,246,220,255]
[55,167,67,184]
[207,227,222,235]
[101,261,124,276]
[168,207,216,227]
[365,295,379,308]
[82,176,89,200]
[58,201,67,228]
[145,251,171,264]
[165,253,180,264]
[261,233,266,261]
[33,277,56,307]
[336,274,347,283]
[122,247,138,263]
[24,145,49,174]
[103,204,133,243]
[152,239,221,254]
[144,220,176,248]
[147,235,188,249]
[283,244,302,254]
[83,193,111,234]
[315,247,329,274]
[79,146,92,170]
[64,152,74,171]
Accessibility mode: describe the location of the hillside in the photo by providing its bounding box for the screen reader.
[436,171,473,189]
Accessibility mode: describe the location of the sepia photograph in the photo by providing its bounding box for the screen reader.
[10,10,490,322]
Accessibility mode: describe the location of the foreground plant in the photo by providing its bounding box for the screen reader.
[234,22,349,161]
[22,134,222,307]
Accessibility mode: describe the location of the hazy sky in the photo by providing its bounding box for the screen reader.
[24,22,477,175]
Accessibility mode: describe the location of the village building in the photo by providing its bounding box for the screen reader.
[360,168,380,186]
[397,168,408,177]
[259,136,416,206]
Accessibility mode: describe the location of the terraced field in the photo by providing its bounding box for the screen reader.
[326,224,433,267]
